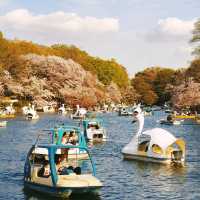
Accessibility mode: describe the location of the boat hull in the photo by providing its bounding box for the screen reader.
[122,153,173,164]
[0,114,15,118]
[24,181,101,197]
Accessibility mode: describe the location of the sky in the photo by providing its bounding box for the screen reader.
[0,0,199,75]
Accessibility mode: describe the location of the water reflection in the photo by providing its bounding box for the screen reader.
[24,188,102,200]
[132,160,187,177]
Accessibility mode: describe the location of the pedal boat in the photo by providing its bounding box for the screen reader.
[36,125,89,159]
[58,104,67,115]
[122,106,185,164]
[0,120,7,127]
[24,145,102,197]
[118,107,132,116]
[71,105,87,120]
[0,104,15,119]
[0,104,15,118]
[23,105,39,120]
[83,119,107,142]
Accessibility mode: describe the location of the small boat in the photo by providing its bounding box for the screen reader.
[165,109,173,114]
[5,103,15,114]
[43,104,55,113]
[173,115,196,119]
[23,105,39,120]
[71,105,87,120]
[83,119,107,142]
[159,115,182,125]
[58,104,67,115]
[0,121,7,127]
[0,113,15,118]
[159,119,181,125]
[143,107,153,116]
[122,106,185,164]
[118,107,132,116]
[24,144,102,197]
[0,103,16,118]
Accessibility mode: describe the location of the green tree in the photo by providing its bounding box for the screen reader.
[154,68,175,104]
[186,59,200,82]
[191,18,200,57]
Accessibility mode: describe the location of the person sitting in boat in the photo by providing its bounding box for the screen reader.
[61,132,69,144]
[167,114,173,122]
[68,131,78,145]
[95,124,99,129]
[55,154,81,175]
[38,160,50,178]
[55,154,66,175]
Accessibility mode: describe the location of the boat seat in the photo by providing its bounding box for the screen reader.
[31,166,52,186]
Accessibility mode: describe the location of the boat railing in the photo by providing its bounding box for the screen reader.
[34,132,52,146]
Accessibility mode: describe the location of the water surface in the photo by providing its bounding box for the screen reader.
[0,111,200,200]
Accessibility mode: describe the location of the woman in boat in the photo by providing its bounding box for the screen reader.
[61,132,69,144]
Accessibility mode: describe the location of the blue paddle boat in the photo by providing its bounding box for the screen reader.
[83,119,107,142]
[24,144,102,197]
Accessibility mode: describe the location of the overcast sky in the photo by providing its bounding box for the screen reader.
[0,0,199,75]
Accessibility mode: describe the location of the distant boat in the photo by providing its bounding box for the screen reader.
[58,104,67,115]
[118,106,132,116]
[83,119,107,142]
[43,104,55,113]
[0,113,15,119]
[143,107,153,116]
[165,109,173,114]
[71,105,87,120]
[159,119,181,125]
[0,103,16,118]
[159,114,182,125]
[0,121,7,127]
[5,103,15,115]
[22,104,39,120]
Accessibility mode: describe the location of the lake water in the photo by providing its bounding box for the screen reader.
[0,111,200,200]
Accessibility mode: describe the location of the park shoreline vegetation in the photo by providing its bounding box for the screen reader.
[0,18,200,110]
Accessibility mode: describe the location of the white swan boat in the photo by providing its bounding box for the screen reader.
[58,104,67,115]
[22,104,39,120]
[71,105,87,120]
[122,105,185,164]
[0,103,16,118]
[5,103,15,115]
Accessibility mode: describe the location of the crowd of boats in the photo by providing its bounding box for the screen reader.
[0,102,190,197]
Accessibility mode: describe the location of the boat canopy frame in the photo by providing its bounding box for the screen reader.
[42,125,87,147]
